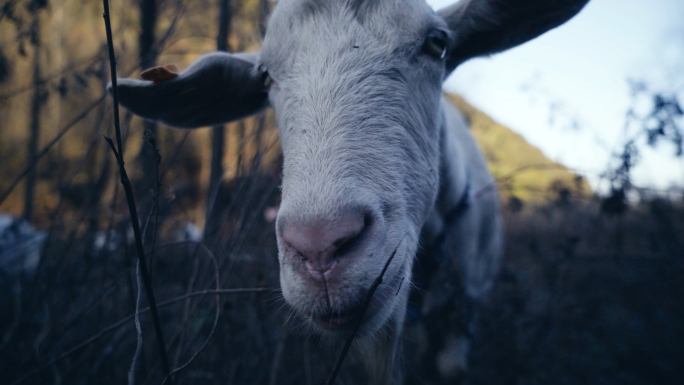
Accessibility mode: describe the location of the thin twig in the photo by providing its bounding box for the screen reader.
[100,0,174,381]
[148,131,162,281]
[268,327,289,385]
[9,287,274,385]
[128,261,144,385]
[303,338,313,385]
[0,95,106,207]
[0,3,190,103]
[32,113,106,280]
[163,242,221,383]
[0,282,22,353]
[0,51,105,101]
[324,236,406,385]
[159,132,191,182]
[172,242,203,368]
[158,288,275,318]
[0,0,20,24]
[152,0,188,57]
[97,167,119,324]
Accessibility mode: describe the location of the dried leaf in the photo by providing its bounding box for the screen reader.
[140,64,180,83]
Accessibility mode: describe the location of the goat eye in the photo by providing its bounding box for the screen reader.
[422,29,448,60]
[259,66,273,89]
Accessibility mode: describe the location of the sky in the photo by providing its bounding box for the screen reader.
[425,0,684,194]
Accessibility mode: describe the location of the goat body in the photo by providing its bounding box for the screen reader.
[110,0,589,382]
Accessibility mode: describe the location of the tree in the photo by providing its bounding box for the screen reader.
[139,0,158,138]
[207,0,232,223]
[24,0,48,221]
[136,0,159,219]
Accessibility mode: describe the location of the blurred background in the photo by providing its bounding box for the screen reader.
[0,0,682,384]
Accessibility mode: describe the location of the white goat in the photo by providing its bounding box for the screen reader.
[110,0,589,382]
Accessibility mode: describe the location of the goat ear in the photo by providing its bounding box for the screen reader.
[439,0,589,73]
[107,52,268,128]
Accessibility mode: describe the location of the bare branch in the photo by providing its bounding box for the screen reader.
[0,51,105,101]
[268,328,288,385]
[0,95,106,207]
[9,287,275,385]
[0,282,22,353]
[127,262,144,385]
[325,236,406,385]
[163,242,221,383]
[101,0,174,381]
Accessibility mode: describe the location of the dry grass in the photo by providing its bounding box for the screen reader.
[2,176,683,384]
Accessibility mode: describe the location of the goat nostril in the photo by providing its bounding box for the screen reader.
[333,213,371,258]
[332,237,347,249]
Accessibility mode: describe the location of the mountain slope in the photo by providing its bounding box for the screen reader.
[446,93,591,202]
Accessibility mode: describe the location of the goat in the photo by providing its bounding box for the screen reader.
[109,0,589,382]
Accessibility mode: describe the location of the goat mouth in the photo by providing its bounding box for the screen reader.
[309,272,403,331]
[311,306,363,330]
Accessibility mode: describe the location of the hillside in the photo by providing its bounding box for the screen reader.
[446,93,591,202]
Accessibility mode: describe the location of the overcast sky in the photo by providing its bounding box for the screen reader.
[426,0,684,193]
